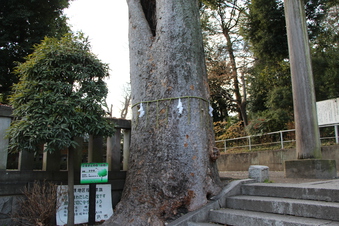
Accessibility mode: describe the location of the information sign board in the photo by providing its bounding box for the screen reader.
[317,98,339,125]
[56,184,113,225]
[80,163,108,184]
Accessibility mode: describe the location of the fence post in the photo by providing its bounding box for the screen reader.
[42,144,61,171]
[280,131,284,149]
[88,135,103,163]
[0,117,11,170]
[0,105,12,170]
[248,136,252,151]
[18,150,34,171]
[122,129,131,171]
[335,125,339,144]
[224,140,227,153]
[107,129,121,171]
[73,136,84,173]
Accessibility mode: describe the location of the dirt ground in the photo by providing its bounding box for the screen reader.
[219,171,338,184]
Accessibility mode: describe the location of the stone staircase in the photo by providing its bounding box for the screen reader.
[170,180,339,226]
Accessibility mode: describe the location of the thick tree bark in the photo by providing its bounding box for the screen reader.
[105,0,221,225]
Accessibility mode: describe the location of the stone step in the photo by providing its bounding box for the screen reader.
[187,222,223,226]
[209,208,339,226]
[226,195,339,221]
[241,182,339,202]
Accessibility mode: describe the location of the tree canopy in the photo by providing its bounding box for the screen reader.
[0,0,70,103]
[7,33,115,154]
[242,0,288,63]
[198,0,339,137]
[312,3,339,101]
[200,0,249,125]
[240,0,339,133]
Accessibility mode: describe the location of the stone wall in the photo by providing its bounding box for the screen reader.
[217,145,339,171]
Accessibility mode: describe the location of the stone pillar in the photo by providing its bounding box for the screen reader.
[107,129,121,171]
[88,135,103,163]
[42,145,61,171]
[285,159,337,179]
[123,129,131,171]
[284,0,321,159]
[73,136,84,173]
[284,0,336,178]
[18,150,34,171]
[335,125,339,144]
[0,116,11,170]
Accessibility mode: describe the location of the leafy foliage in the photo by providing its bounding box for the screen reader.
[242,0,338,134]
[312,4,339,101]
[242,0,288,63]
[246,61,294,133]
[247,61,292,113]
[206,49,237,122]
[201,0,250,124]
[200,0,339,137]
[214,120,246,140]
[7,33,115,154]
[0,0,70,103]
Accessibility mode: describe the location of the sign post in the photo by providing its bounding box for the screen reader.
[80,163,109,225]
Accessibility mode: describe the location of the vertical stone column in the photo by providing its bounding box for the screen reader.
[284,0,336,179]
[18,150,34,171]
[335,125,339,144]
[73,136,84,173]
[42,145,61,171]
[284,0,321,159]
[0,116,11,170]
[0,105,12,171]
[123,129,131,171]
[107,129,121,171]
[88,135,103,163]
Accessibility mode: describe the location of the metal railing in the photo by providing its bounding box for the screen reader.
[215,123,339,153]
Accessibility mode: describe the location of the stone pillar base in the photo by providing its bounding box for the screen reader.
[284,159,337,179]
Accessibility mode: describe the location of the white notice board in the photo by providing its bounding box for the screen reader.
[56,184,113,225]
[317,98,339,125]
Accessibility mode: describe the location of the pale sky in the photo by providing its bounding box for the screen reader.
[64,0,130,118]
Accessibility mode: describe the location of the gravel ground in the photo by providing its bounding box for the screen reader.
[219,171,337,184]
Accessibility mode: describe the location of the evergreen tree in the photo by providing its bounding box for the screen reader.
[243,0,338,132]
[0,0,70,103]
[242,0,288,63]
[312,3,339,101]
[7,33,115,225]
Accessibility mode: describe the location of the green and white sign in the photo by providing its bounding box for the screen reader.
[80,163,108,184]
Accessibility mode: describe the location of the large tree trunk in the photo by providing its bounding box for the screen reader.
[105,0,221,225]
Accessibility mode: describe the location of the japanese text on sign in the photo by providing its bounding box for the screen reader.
[56,184,113,225]
[81,163,108,184]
